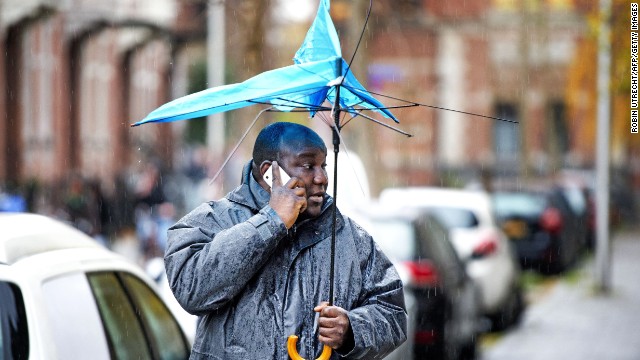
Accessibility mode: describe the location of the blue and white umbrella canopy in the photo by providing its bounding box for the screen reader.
[131,0,396,127]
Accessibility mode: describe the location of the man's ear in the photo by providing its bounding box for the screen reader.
[252,161,272,192]
[259,161,272,177]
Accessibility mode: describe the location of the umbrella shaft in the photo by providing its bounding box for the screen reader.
[329,84,341,307]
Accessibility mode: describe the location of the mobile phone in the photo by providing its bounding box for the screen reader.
[264,164,291,188]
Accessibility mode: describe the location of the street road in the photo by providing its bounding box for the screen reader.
[480,229,640,360]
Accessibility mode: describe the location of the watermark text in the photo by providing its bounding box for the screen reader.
[632,7,639,134]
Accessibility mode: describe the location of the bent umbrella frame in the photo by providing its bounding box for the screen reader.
[131,0,515,358]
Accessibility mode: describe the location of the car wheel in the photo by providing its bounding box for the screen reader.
[492,286,525,331]
[545,239,566,274]
[459,338,477,360]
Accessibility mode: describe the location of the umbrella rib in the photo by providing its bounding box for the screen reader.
[349,104,421,111]
[246,86,335,111]
[270,96,327,109]
[340,111,359,128]
[269,85,329,104]
[208,107,272,186]
[247,99,328,112]
[316,110,335,128]
[343,84,518,124]
[418,103,518,124]
[350,110,413,137]
[337,107,355,128]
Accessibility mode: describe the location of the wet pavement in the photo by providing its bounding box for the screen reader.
[481,228,640,360]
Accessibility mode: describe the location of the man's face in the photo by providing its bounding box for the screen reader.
[279,144,328,219]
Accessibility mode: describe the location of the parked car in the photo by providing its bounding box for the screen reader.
[555,179,591,251]
[379,187,524,330]
[356,205,481,360]
[0,212,191,359]
[557,171,597,249]
[491,185,584,274]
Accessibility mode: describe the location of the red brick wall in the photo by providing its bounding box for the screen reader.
[464,34,493,165]
[368,29,439,191]
[423,0,491,19]
[52,15,72,180]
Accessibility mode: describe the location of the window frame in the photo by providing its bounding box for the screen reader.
[0,280,29,359]
[87,270,190,360]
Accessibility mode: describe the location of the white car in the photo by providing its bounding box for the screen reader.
[379,187,524,330]
[0,212,191,359]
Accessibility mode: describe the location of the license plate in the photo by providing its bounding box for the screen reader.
[502,220,528,239]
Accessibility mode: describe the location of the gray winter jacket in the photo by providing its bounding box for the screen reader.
[165,162,407,359]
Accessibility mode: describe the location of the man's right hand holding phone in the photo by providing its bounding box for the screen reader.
[267,161,307,229]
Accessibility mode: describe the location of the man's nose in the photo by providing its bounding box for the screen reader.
[314,168,328,185]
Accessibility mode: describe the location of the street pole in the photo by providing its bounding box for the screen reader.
[207,0,226,162]
[518,0,531,179]
[595,0,612,293]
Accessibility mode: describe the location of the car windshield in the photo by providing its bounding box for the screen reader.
[429,207,479,228]
[369,219,415,261]
[0,280,29,359]
[492,192,547,218]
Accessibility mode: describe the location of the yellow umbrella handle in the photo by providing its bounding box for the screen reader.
[287,335,332,360]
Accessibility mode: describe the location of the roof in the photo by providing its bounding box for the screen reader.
[0,212,104,265]
[379,186,492,210]
[351,200,433,229]
[378,187,497,227]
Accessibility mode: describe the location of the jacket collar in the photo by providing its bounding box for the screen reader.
[225,160,270,212]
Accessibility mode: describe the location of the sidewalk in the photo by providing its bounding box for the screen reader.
[482,229,640,360]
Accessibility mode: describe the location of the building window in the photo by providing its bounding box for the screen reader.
[494,103,520,164]
[548,101,569,156]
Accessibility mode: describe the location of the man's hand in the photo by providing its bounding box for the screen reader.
[268,161,307,229]
[314,302,354,351]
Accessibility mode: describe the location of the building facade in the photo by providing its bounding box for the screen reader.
[358,0,601,191]
[2,0,635,222]
[1,0,205,197]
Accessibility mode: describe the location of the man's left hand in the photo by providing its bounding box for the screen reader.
[314,302,354,351]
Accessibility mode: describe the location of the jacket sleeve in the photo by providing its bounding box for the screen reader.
[339,221,408,359]
[164,201,288,315]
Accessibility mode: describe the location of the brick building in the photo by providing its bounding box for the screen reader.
[352,0,599,192]
[2,0,635,220]
[0,0,205,197]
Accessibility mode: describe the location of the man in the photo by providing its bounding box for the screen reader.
[165,122,407,359]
